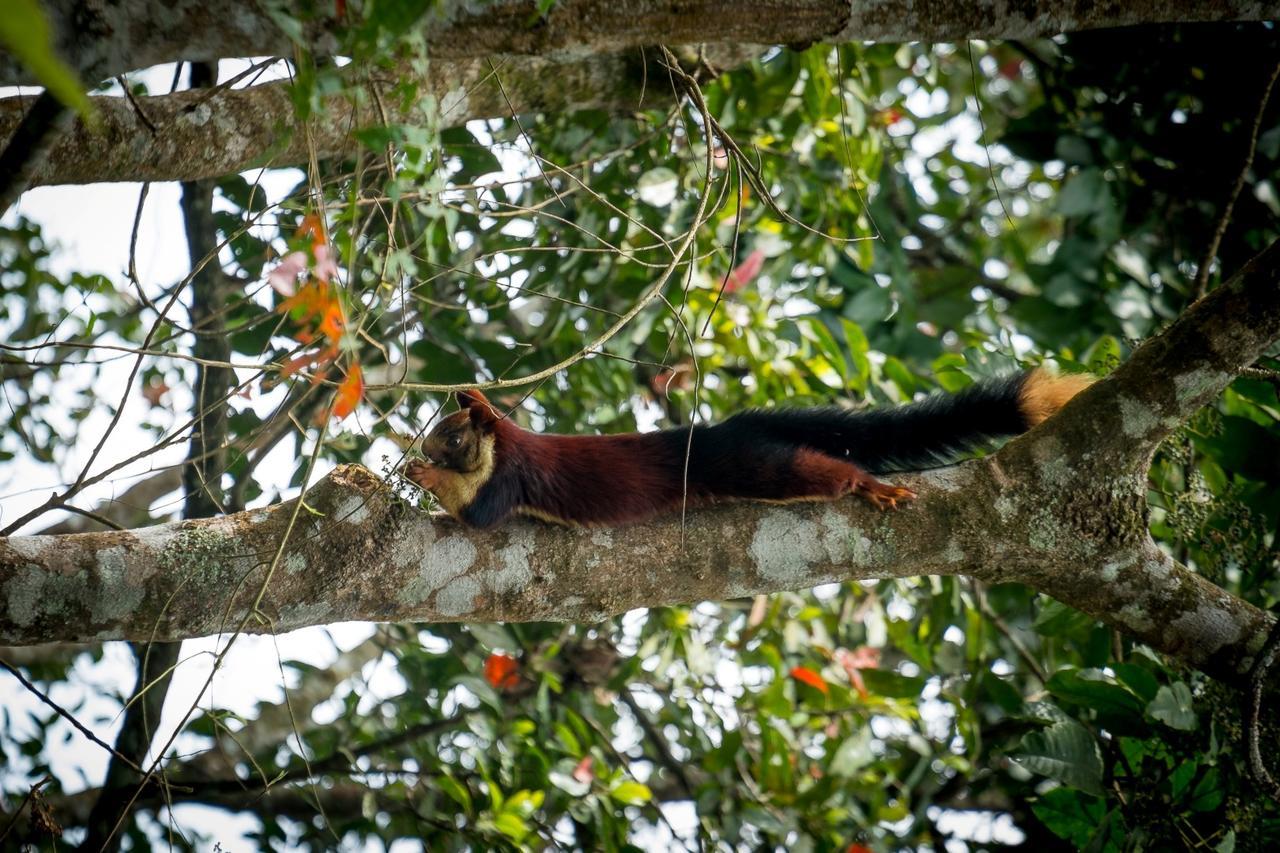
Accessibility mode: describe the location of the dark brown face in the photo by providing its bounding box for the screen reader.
[421,410,486,472]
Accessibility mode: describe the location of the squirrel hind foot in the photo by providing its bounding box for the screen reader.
[855,479,916,510]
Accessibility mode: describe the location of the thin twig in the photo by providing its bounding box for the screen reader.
[968,42,1017,232]
[0,775,51,845]
[619,688,696,799]
[58,503,128,531]
[973,581,1049,684]
[0,659,148,774]
[116,75,158,134]
[1194,60,1280,299]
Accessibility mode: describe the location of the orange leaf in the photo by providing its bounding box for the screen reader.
[790,666,829,695]
[278,279,331,322]
[317,299,346,345]
[280,344,339,381]
[846,845,873,853]
[332,365,364,420]
[299,213,327,250]
[484,652,520,690]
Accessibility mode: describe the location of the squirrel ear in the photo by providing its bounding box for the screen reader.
[455,389,488,410]
[457,389,498,432]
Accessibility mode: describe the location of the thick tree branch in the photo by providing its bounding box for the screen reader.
[0,455,1271,686]
[4,1,1277,86]
[3,243,1279,683]
[1,49,759,187]
[0,92,73,212]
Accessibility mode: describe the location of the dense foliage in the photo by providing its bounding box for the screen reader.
[2,13,1279,852]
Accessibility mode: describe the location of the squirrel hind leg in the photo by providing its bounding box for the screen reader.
[789,449,916,510]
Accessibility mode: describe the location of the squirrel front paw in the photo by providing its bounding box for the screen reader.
[404,458,442,491]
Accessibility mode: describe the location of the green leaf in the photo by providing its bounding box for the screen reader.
[438,774,472,814]
[0,0,93,119]
[1045,668,1145,724]
[1147,682,1197,731]
[1032,787,1108,847]
[829,728,873,777]
[610,781,652,805]
[1013,718,1104,795]
[467,623,518,651]
[1057,168,1108,217]
[1033,599,1096,640]
[489,811,530,842]
[858,669,925,699]
[1111,663,1160,703]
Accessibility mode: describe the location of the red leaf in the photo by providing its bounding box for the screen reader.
[847,845,873,853]
[140,381,169,407]
[722,249,765,294]
[484,652,520,689]
[332,365,364,420]
[835,646,881,700]
[877,107,905,126]
[790,666,829,695]
[998,58,1023,80]
[572,755,595,783]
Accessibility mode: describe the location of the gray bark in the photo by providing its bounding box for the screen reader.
[4,2,1277,187]
[3,0,1277,86]
[2,240,1279,689]
[0,47,757,187]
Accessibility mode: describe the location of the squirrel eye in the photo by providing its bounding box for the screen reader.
[447,434,463,449]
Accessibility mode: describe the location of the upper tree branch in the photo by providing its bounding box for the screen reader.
[5,0,1276,86]
[0,50,734,187]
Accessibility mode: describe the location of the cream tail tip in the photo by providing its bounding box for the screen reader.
[1020,367,1095,427]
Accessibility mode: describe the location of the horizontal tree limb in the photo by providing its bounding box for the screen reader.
[3,250,1279,688]
[6,0,1279,86]
[0,449,1271,686]
[2,48,761,187]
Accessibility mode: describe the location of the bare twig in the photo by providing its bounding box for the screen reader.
[1194,60,1280,299]
[0,776,52,846]
[973,581,1048,684]
[0,659,147,774]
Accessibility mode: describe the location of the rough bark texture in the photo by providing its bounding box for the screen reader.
[1,49,758,187]
[3,0,1277,86]
[0,456,1271,685]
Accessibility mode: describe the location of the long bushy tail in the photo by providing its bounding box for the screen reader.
[724,368,1093,473]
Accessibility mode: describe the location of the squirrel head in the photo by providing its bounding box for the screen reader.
[419,389,499,473]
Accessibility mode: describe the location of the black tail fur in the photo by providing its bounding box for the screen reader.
[716,372,1033,473]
